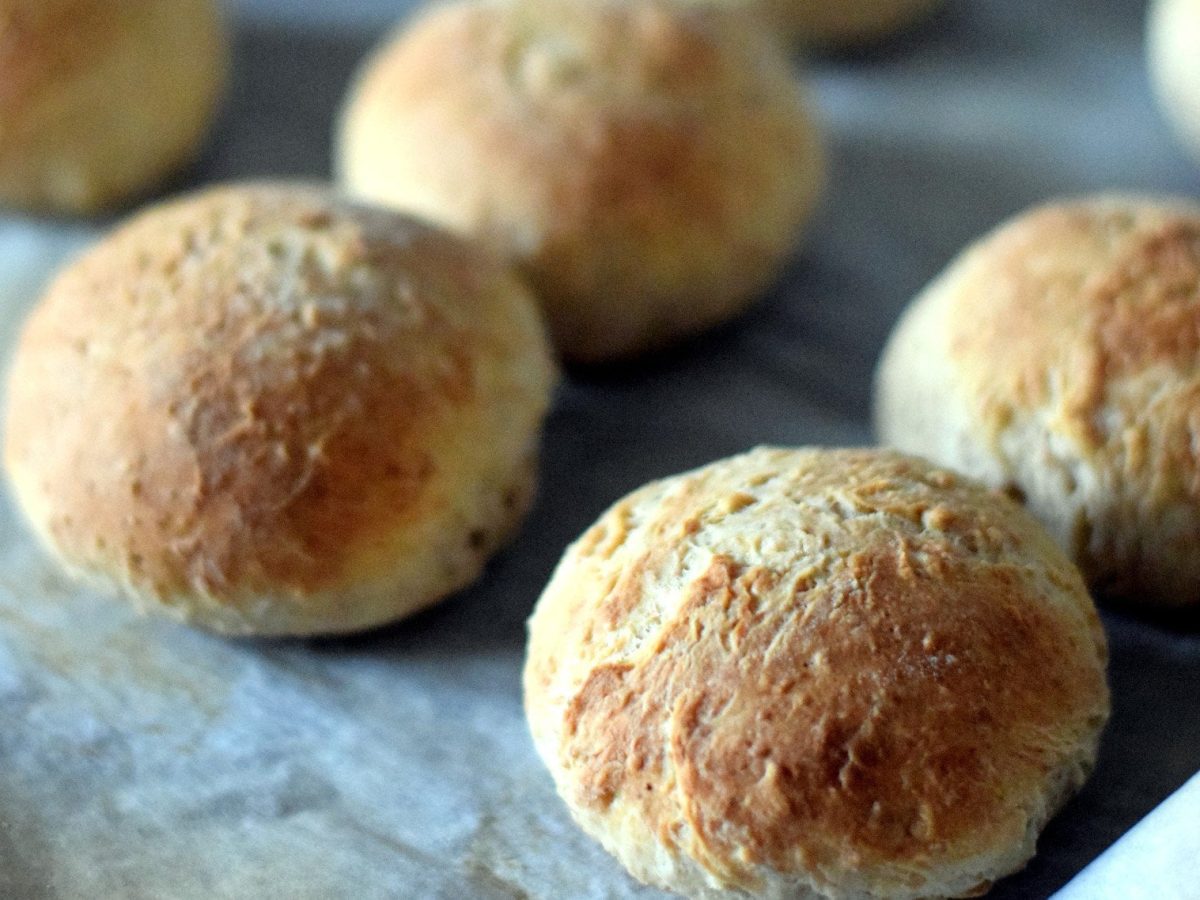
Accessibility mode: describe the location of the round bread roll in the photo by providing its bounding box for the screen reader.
[0,0,227,216]
[1149,0,1200,164]
[336,0,824,363]
[4,183,556,636]
[875,196,1200,608]
[525,447,1109,899]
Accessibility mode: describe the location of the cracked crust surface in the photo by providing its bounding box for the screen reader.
[1149,0,1200,165]
[4,182,556,635]
[336,0,824,362]
[0,0,227,215]
[875,195,1200,607]
[524,447,1108,899]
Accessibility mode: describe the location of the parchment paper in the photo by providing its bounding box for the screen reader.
[2,0,1199,897]
[1054,772,1200,899]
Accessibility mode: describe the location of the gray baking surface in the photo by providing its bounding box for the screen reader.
[2,0,1199,897]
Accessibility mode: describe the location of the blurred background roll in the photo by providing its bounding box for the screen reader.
[337,0,825,363]
[0,0,228,216]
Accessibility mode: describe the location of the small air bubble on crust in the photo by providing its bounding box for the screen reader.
[928,470,957,489]
[721,491,757,514]
[1000,482,1027,504]
[922,505,956,531]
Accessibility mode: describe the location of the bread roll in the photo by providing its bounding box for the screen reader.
[0,0,227,215]
[876,196,1200,608]
[525,447,1109,898]
[336,0,824,362]
[1149,0,1200,164]
[4,183,556,636]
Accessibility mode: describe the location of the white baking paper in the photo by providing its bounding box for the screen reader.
[1053,772,1200,900]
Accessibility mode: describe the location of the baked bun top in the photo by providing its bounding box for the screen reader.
[875,196,1200,605]
[526,447,1108,898]
[0,0,227,214]
[5,183,555,635]
[337,0,824,362]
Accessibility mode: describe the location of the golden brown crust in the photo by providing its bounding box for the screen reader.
[942,201,1200,432]
[5,183,557,635]
[0,2,116,110]
[876,196,1200,606]
[0,0,227,214]
[525,448,1108,899]
[336,0,824,362]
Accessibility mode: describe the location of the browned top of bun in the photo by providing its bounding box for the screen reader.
[6,183,554,633]
[526,448,1108,897]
